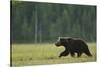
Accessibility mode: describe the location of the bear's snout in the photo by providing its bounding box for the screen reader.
[55,41,61,47]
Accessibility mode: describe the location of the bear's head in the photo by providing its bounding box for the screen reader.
[55,37,73,47]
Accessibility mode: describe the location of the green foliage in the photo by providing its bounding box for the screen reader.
[11,1,96,43]
[12,43,96,66]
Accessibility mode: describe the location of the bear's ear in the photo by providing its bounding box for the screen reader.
[66,38,74,44]
[60,39,67,43]
[67,38,73,41]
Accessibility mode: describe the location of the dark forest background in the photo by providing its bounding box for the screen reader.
[11,1,96,43]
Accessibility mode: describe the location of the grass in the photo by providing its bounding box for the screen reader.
[11,43,96,66]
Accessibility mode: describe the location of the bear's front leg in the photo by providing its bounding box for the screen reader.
[70,52,75,57]
[77,52,82,57]
[59,50,69,58]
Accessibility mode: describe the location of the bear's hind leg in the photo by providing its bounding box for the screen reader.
[84,48,92,57]
[84,51,92,57]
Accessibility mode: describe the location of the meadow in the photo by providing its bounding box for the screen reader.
[11,43,96,66]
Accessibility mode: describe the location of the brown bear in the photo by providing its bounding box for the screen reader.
[55,37,92,58]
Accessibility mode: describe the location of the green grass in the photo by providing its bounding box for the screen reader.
[11,43,96,66]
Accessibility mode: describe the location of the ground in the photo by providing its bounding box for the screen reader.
[11,43,96,66]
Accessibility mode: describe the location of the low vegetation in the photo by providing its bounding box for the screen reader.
[11,43,96,66]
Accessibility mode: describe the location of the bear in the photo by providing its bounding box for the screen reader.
[55,37,92,58]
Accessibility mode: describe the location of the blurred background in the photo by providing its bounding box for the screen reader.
[11,1,96,43]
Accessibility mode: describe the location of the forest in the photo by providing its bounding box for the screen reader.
[11,1,96,43]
